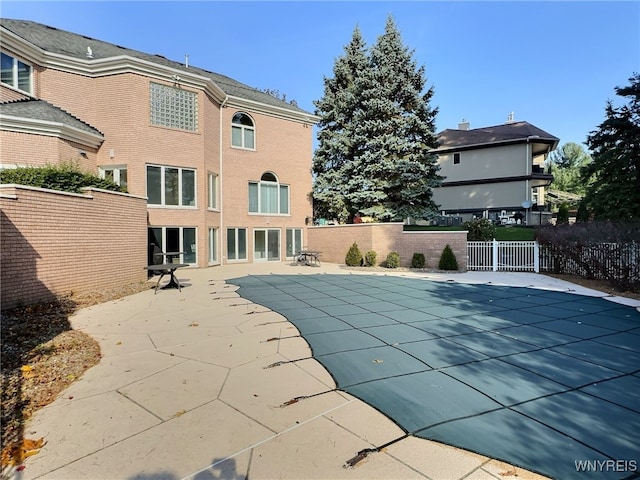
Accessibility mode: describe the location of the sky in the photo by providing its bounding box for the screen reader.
[2,1,639,149]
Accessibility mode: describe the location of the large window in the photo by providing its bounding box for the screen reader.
[286,228,303,258]
[1,52,32,94]
[149,227,197,264]
[150,82,198,131]
[227,228,247,261]
[231,112,255,149]
[147,165,196,207]
[208,172,218,209]
[100,166,128,189]
[249,172,289,215]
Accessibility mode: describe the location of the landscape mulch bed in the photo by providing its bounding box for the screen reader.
[1,281,152,472]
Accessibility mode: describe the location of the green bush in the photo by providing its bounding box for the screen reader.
[463,218,496,241]
[438,244,458,271]
[385,251,400,268]
[557,203,570,224]
[411,253,425,268]
[576,200,590,223]
[345,242,363,267]
[0,162,126,194]
[364,250,377,267]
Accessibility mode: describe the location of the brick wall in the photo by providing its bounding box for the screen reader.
[0,185,148,309]
[307,223,468,270]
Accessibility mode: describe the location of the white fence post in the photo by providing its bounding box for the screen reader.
[534,241,540,273]
[492,239,498,272]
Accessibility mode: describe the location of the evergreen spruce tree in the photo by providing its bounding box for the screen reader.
[582,73,640,221]
[312,27,369,223]
[313,16,442,222]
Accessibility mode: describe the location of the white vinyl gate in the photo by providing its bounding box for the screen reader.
[467,240,540,272]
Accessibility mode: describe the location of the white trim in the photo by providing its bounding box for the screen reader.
[2,27,318,125]
[0,114,104,148]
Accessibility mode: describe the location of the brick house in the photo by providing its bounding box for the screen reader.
[0,19,317,267]
[432,117,559,225]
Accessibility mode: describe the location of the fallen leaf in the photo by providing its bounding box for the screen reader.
[189,323,199,327]
[372,359,384,364]
[0,437,46,467]
[173,410,187,418]
[20,365,33,372]
[116,341,122,345]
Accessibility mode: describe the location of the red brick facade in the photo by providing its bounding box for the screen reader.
[1,24,315,268]
[1,185,147,309]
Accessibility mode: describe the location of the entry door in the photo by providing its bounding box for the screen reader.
[254,229,280,261]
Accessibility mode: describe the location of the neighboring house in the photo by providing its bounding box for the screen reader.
[0,18,317,267]
[432,117,558,225]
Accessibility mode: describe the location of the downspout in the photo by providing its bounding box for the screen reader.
[219,94,228,264]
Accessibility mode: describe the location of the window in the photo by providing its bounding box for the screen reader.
[208,228,218,264]
[231,112,255,149]
[1,52,32,94]
[207,172,218,209]
[150,82,198,131]
[100,166,128,189]
[249,172,289,215]
[227,228,247,261]
[453,153,461,165]
[146,165,196,206]
[254,229,280,261]
[148,227,197,264]
[286,228,303,258]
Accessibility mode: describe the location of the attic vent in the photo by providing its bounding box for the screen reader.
[86,47,93,59]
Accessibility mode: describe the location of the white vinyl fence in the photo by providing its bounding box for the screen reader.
[467,240,540,272]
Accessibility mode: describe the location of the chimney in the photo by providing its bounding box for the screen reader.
[506,112,515,123]
[458,119,470,131]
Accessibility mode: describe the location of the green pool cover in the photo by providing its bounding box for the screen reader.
[230,274,640,479]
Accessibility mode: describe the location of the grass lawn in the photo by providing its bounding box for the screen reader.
[403,225,536,241]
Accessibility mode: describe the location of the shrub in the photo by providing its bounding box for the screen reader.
[364,250,377,267]
[411,253,425,268]
[576,200,590,223]
[557,203,570,224]
[345,242,363,267]
[438,244,458,271]
[536,221,640,292]
[385,251,400,268]
[463,218,496,241]
[0,162,126,194]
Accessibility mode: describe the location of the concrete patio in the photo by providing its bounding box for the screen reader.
[13,262,639,480]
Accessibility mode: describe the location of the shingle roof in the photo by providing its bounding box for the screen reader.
[436,121,559,151]
[1,98,103,136]
[0,18,311,115]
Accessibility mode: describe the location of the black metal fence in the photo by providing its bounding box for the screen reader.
[539,242,640,291]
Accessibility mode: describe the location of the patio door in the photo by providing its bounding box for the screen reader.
[254,229,280,261]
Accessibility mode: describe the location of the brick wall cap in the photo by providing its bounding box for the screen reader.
[81,186,147,200]
[0,183,145,201]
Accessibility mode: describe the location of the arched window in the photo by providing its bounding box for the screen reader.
[231,112,255,149]
[248,172,289,214]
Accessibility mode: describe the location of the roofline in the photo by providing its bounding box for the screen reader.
[433,136,558,154]
[226,95,319,125]
[0,114,105,148]
[1,24,318,125]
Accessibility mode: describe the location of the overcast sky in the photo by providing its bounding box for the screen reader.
[3,1,639,148]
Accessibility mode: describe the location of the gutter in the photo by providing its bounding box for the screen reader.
[219,95,228,264]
